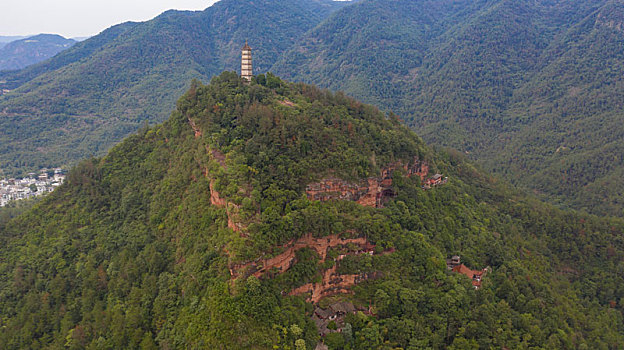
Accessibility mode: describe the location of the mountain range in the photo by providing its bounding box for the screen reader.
[0,0,346,178]
[2,72,624,349]
[0,0,622,219]
[0,34,76,71]
[274,0,624,216]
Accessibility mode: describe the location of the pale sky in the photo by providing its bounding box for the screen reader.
[0,0,220,38]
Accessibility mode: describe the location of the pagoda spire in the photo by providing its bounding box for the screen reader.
[241,40,252,83]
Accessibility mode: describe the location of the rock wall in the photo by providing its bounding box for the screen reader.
[306,158,429,208]
[189,117,247,234]
[229,233,373,279]
[209,180,244,233]
[228,232,391,303]
[289,265,359,303]
[289,262,385,303]
[191,116,399,302]
[209,179,227,207]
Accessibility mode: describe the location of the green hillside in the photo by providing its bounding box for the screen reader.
[273,0,624,216]
[0,23,138,90]
[0,0,346,177]
[2,73,623,349]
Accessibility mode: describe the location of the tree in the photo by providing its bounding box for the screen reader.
[342,323,353,344]
[355,325,382,349]
[325,332,345,350]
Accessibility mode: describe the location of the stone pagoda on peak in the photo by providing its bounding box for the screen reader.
[241,40,252,83]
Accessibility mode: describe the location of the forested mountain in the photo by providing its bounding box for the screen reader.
[2,0,623,217]
[2,73,624,349]
[0,0,347,177]
[273,0,624,216]
[0,34,76,71]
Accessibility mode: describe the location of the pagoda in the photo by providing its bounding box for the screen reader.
[241,41,252,82]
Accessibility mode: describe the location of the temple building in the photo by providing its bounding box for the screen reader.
[447,255,488,289]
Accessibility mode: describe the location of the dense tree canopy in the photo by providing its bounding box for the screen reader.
[2,0,622,219]
[274,0,624,217]
[1,73,624,349]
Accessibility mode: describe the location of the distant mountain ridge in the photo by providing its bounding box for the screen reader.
[0,23,138,90]
[0,36,28,43]
[0,34,75,71]
[0,36,28,49]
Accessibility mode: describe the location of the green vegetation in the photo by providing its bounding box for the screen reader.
[0,199,37,231]
[0,0,347,177]
[1,73,624,349]
[3,0,622,218]
[0,22,138,89]
[274,0,624,216]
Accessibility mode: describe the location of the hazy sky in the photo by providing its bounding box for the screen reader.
[0,0,220,38]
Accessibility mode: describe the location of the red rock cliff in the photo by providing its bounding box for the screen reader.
[306,158,429,208]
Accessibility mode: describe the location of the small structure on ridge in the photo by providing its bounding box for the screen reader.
[447,255,488,289]
[423,173,448,189]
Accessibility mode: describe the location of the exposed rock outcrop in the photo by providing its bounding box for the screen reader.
[306,158,429,208]
[190,121,242,234]
[289,260,385,303]
[192,117,398,301]
[208,179,245,233]
[188,118,202,138]
[229,233,373,279]
[290,265,358,303]
[209,179,227,207]
[228,232,391,303]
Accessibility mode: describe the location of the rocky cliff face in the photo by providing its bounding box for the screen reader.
[289,265,360,303]
[306,158,429,208]
[289,263,385,303]
[229,233,373,279]
[229,233,391,303]
[193,125,245,234]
